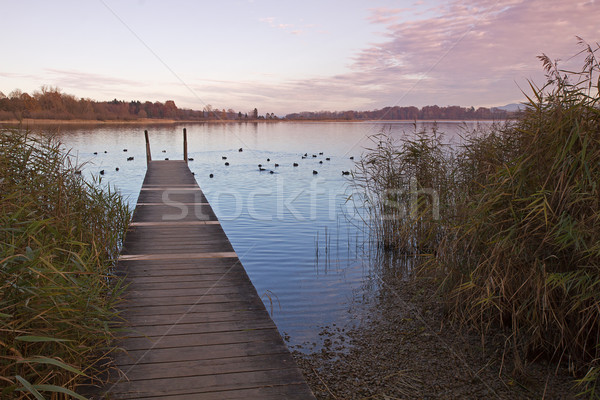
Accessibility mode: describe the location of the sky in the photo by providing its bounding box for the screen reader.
[1,0,598,115]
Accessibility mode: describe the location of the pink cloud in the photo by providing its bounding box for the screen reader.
[344,0,599,108]
[244,1,600,113]
[367,7,408,25]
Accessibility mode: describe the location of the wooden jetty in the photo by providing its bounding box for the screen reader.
[96,130,315,399]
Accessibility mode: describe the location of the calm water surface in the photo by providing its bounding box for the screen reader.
[44,121,490,347]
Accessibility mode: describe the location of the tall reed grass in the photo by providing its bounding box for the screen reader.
[353,124,455,255]
[0,129,131,399]
[353,39,600,396]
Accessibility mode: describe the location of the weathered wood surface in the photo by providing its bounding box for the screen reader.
[94,160,315,399]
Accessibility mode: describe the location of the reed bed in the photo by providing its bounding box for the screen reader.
[353,40,600,396]
[353,124,455,255]
[0,129,131,399]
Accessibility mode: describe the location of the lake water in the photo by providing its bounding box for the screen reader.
[40,120,490,348]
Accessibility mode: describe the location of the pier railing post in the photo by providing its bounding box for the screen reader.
[145,130,152,165]
[183,128,188,163]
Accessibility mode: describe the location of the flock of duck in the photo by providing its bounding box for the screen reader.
[92,147,354,178]
[207,148,353,179]
[95,148,136,175]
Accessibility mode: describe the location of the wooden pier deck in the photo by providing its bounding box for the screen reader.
[97,158,315,399]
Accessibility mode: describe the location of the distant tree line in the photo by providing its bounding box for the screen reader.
[0,86,515,122]
[285,105,515,121]
[0,86,251,122]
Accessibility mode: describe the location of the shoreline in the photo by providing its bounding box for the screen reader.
[0,118,508,127]
[291,273,578,399]
[0,118,236,126]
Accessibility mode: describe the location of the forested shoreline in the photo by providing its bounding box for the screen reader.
[0,86,516,122]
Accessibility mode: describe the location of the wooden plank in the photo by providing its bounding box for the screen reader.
[122,271,247,284]
[133,385,316,400]
[140,187,203,191]
[124,223,231,235]
[132,204,218,221]
[119,292,262,308]
[121,319,277,338]
[122,309,274,327]
[117,257,243,268]
[95,160,314,399]
[128,221,221,227]
[136,191,208,203]
[121,278,253,291]
[119,252,237,260]
[119,267,243,278]
[122,285,249,297]
[107,368,310,398]
[119,328,283,351]
[118,301,263,317]
[111,354,299,381]
[113,340,293,366]
[135,202,210,206]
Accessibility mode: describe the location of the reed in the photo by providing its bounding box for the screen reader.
[353,39,600,395]
[0,129,131,399]
[353,124,455,255]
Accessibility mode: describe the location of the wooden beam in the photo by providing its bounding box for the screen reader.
[183,127,188,163]
[144,129,152,165]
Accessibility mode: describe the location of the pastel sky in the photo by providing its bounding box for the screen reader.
[1,0,598,114]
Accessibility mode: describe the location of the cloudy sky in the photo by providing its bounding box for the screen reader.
[1,0,598,114]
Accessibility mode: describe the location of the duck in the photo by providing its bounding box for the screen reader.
[325,157,330,161]
[319,152,323,155]
[100,170,105,175]
[312,170,318,174]
[269,170,274,174]
[127,156,134,161]
[209,173,214,178]
[319,160,323,164]
[225,162,230,166]
[188,157,194,161]
[349,156,354,160]
[162,150,166,153]
[274,163,279,167]
[165,158,169,160]
[293,163,299,167]
[123,149,128,152]
[222,156,227,160]
[342,171,350,175]
[267,158,270,162]
[93,152,98,155]
[115,167,119,171]
[239,148,243,152]
[259,167,266,171]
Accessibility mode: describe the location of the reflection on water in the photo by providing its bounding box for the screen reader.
[32,120,490,347]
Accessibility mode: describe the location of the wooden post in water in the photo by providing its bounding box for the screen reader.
[144,130,152,165]
[183,128,188,163]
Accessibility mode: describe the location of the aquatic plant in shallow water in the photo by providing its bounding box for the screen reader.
[0,129,131,399]
[352,123,457,256]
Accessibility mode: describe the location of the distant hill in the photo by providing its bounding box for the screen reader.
[494,103,524,112]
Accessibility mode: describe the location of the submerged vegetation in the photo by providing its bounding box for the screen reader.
[0,129,130,398]
[354,40,600,395]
